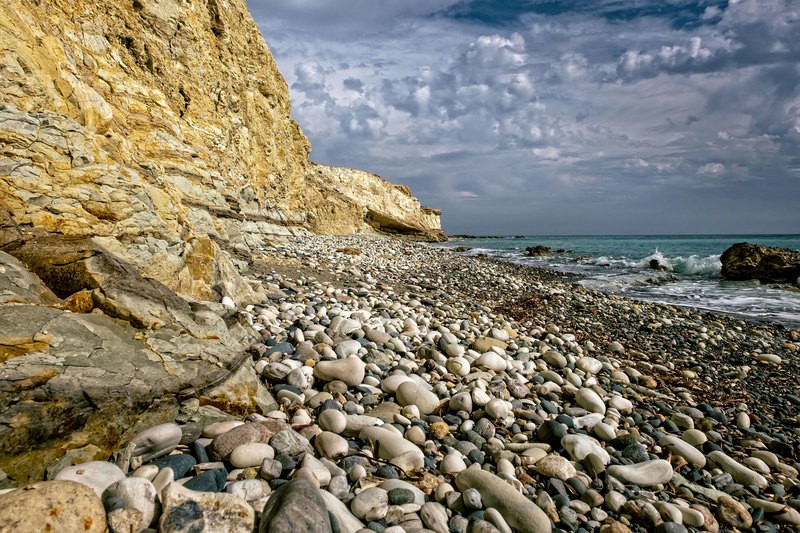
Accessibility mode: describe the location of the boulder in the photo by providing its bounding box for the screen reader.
[0,480,107,532]
[720,242,800,284]
[0,245,274,486]
[526,246,552,257]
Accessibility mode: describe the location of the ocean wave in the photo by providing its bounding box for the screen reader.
[587,250,721,277]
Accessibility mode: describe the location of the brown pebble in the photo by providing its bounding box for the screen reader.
[429,421,450,439]
[717,495,753,529]
[691,504,720,533]
[599,521,632,533]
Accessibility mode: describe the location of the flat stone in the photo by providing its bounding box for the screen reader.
[320,488,365,533]
[210,423,271,461]
[360,426,424,469]
[717,495,752,529]
[269,428,314,459]
[441,452,468,474]
[318,409,347,434]
[681,429,707,447]
[421,501,449,533]
[485,398,510,419]
[472,337,508,352]
[184,468,226,493]
[562,434,611,465]
[535,455,576,481]
[203,421,245,438]
[226,479,269,501]
[607,459,674,486]
[54,461,125,498]
[298,454,332,487]
[0,480,106,532]
[476,352,507,372]
[446,357,471,376]
[148,454,197,479]
[130,423,183,463]
[108,508,146,533]
[456,466,552,533]
[260,478,332,532]
[160,482,254,533]
[576,357,603,374]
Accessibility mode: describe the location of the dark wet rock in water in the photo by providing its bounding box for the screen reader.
[720,242,800,284]
[259,478,332,533]
[526,245,553,257]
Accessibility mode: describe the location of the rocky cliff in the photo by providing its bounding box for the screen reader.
[0,0,443,299]
[0,0,442,484]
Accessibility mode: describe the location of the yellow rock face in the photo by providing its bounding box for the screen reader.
[0,0,443,303]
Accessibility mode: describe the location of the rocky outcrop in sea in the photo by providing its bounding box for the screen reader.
[721,243,800,285]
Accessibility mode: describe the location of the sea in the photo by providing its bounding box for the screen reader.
[435,235,800,327]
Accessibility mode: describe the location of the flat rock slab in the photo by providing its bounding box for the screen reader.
[0,254,271,485]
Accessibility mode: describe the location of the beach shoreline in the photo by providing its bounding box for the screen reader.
[260,235,799,424]
[5,234,799,531]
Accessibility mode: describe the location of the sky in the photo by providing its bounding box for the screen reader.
[247,0,800,235]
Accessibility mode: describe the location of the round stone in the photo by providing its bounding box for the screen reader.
[0,481,107,533]
[318,409,347,434]
[396,381,440,415]
[475,352,507,372]
[54,461,126,498]
[575,388,606,415]
[441,453,467,474]
[446,357,471,376]
[230,442,275,469]
[351,487,389,521]
[315,431,350,459]
[485,398,510,420]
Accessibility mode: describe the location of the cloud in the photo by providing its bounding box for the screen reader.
[697,162,726,175]
[247,0,800,234]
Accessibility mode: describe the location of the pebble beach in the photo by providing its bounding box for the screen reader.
[4,235,799,533]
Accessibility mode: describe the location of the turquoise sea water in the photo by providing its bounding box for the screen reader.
[436,235,800,327]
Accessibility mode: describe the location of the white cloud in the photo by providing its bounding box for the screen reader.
[697,162,726,175]
[533,147,560,160]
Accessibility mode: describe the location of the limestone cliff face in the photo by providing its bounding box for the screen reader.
[0,0,443,303]
[305,163,445,240]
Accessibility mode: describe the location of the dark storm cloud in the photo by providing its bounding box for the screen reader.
[247,0,800,234]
